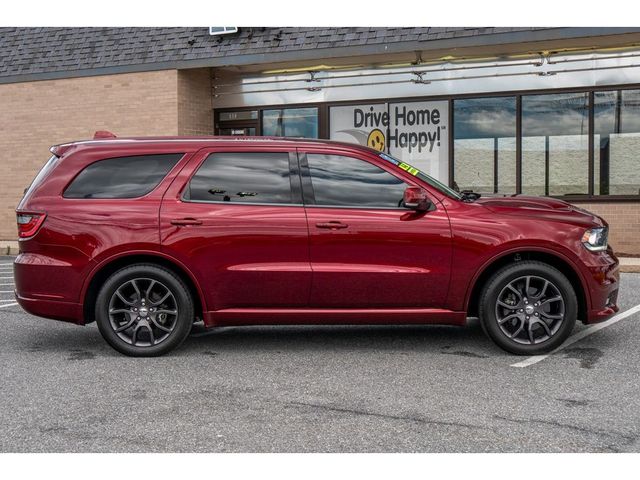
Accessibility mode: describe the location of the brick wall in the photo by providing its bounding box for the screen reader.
[178,68,213,135]
[0,69,184,241]
[573,202,640,256]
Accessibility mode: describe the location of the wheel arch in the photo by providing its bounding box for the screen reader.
[82,252,205,325]
[466,249,588,322]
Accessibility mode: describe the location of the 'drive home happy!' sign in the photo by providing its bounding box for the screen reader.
[330,101,449,182]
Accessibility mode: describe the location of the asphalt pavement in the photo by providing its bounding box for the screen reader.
[1,257,639,452]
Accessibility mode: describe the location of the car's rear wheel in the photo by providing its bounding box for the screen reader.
[95,264,194,356]
[479,261,577,355]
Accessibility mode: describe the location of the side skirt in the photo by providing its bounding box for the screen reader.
[203,308,467,328]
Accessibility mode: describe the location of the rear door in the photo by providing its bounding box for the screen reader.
[300,147,452,308]
[160,146,311,311]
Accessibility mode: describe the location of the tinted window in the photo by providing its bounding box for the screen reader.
[307,154,407,208]
[186,152,293,204]
[64,154,182,199]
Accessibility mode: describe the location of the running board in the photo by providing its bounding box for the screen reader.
[204,308,466,328]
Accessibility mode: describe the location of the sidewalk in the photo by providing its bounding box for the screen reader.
[619,257,640,273]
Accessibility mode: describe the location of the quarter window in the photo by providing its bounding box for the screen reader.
[306,154,407,208]
[64,154,183,199]
[186,152,294,204]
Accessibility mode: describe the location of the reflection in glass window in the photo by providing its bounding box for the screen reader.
[186,152,293,204]
[522,93,590,196]
[64,154,183,199]
[262,108,319,138]
[594,90,640,195]
[453,97,517,194]
[307,154,407,208]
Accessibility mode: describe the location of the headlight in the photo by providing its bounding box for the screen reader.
[582,227,608,252]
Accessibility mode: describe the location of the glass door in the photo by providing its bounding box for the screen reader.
[218,126,257,136]
[216,110,259,136]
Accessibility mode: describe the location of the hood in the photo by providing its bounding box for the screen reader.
[475,195,572,211]
[475,195,605,227]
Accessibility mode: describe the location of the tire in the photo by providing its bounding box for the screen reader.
[95,264,194,357]
[478,260,577,355]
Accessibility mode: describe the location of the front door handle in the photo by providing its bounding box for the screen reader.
[170,218,203,226]
[316,221,349,230]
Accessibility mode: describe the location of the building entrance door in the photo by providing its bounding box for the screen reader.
[218,126,257,136]
[216,110,259,136]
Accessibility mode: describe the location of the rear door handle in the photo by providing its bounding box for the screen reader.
[170,218,203,226]
[316,221,348,230]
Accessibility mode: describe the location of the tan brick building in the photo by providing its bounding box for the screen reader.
[1,28,639,254]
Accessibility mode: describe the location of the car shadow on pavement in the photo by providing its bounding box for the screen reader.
[12,317,499,359]
[179,318,496,357]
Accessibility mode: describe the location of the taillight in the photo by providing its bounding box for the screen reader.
[16,212,47,239]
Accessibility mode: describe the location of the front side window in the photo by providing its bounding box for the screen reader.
[306,154,407,208]
[186,152,293,204]
[64,154,183,199]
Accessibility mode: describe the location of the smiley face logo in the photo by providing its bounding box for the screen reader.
[367,128,385,152]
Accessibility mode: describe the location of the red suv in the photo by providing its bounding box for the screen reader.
[14,134,620,356]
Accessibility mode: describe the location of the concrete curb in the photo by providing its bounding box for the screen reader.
[619,258,640,273]
[620,264,640,273]
[0,241,18,256]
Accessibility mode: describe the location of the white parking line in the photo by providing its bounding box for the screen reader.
[0,299,15,303]
[0,283,15,286]
[511,303,640,368]
[0,276,13,279]
[0,303,18,309]
[0,291,14,293]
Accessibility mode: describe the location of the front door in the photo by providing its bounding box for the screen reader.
[300,149,452,308]
[160,147,311,311]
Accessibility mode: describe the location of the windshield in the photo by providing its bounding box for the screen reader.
[379,153,462,200]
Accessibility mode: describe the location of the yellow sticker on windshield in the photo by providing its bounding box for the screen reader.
[398,162,419,176]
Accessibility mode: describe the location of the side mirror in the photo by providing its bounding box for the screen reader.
[403,186,432,212]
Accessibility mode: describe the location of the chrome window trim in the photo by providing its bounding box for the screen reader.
[179,198,304,207]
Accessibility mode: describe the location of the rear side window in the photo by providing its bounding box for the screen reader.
[64,154,183,199]
[185,152,293,204]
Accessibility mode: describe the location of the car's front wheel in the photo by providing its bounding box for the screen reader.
[95,264,194,356]
[479,261,577,355]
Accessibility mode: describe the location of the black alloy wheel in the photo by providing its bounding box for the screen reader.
[479,260,577,355]
[96,264,194,356]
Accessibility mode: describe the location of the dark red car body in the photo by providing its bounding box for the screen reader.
[14,136,619,332]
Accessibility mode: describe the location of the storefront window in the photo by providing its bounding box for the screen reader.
[594,90,640,196]
[522,93,590,196]
[262,107,319,138]
[453,97,517,194]
[217,86,640,199]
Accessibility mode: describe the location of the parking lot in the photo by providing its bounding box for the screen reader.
[1,257,639,453]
